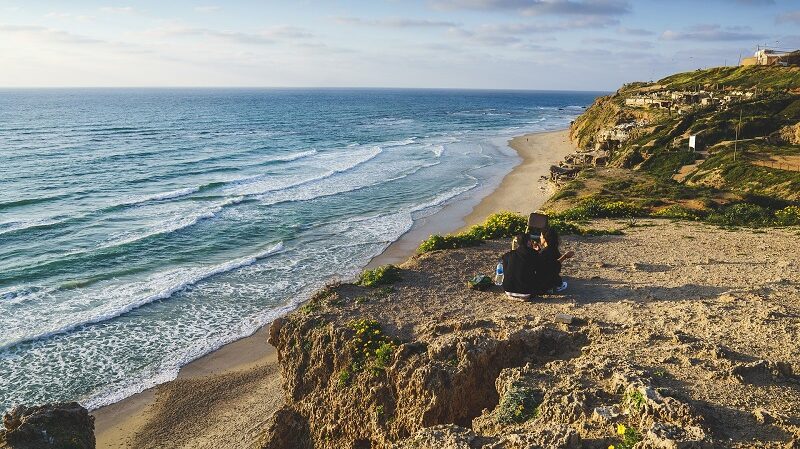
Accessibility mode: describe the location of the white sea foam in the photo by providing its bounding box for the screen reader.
[222,145,382,196]
[99,196,247,249]
[0,242,284,350]
[116,150,320,207]
[80,298,299,411]
[119,186,201,206]
[0,216,73,237]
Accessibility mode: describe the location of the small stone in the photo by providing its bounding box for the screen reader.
[591,405,620,422]
[554,313,574,324]
[753,408,773,424]
[671,331,698,345]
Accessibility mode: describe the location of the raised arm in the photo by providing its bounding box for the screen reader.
[558,250,575,263]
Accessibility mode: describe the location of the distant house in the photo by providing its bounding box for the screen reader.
[741,48,800,66]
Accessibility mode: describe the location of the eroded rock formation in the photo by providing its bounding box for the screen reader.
[1,402,94,449]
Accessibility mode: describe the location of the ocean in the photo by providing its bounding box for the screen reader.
[0,88,599,411]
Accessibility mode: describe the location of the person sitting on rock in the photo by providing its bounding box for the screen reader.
[533,227,574,294]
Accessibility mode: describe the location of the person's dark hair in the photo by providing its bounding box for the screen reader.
[513,233,530,249]
[543,227,560,255]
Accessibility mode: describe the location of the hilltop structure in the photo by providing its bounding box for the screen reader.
[741,48,800,67]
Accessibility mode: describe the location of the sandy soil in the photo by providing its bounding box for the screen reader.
[92,130,574,448]
[317,219,800,447]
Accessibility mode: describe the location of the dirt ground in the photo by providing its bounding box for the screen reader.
[324,219,800,447]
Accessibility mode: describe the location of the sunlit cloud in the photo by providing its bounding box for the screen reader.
[194,6,221,13]
[661,24,766,42]
[335,17,459,28]
[430,0,631,17]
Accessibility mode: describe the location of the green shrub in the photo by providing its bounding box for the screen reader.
[357,265,401,287]
[706,202,772,227]
[418,233,482,252]
[623,389,646,413]
[555,199,645,222]
[418,212,525,252]
[774,205,800,226]
[348,318,397,375]
[480,211,528,238]
[495,385,541,424]
[615,424,643,449]
[372,342,396,373]
[549,218,582,234]
[337,368,352,388]
[549,217,624,236]
[652,205,705,220]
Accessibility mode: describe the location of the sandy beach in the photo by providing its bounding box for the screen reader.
[92,129,577,448]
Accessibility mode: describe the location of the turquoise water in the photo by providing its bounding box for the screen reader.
[0,88,599,410]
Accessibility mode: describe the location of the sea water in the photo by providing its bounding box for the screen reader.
[0,88,599,411]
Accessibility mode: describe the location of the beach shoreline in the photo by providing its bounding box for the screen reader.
[92,128,577,448]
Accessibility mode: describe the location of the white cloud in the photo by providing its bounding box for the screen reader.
[336,17,459,28]
[430,0,631,17]
[145,25,313,45]
[194,6,221,13]
[100,6,136,14]
[661,24,766,42]
[0,24,105,44]
[777,11,800,24]
[617,26,653,36]
[45,12,95,22]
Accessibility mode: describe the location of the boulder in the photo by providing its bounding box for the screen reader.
[1,402,94,449]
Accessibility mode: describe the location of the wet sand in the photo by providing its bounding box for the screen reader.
[92,129,576,448]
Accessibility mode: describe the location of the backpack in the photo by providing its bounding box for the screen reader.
[467,274,493,291]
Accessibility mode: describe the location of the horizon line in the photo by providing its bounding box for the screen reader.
[0,85,612,93]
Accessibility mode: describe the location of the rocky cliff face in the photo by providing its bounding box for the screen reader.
[1,402,94,449]
[261,309,587,449]
[258,306,715,449]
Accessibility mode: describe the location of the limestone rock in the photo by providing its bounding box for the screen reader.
[1,402,94,449]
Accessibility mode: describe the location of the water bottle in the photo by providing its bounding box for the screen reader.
[494,262,504,286]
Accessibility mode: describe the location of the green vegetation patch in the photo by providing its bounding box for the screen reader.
[553,198,645,221]
[495,385,542,424]
[418,211,526,252]
[652,204,706,220]
[613,424,643,449]
[658,66,800,91]
[639,150,697,179]
[775,205,800,226]
[623,389,646,414]
[689,142,800,200]
[347,318,398,376]
[357,265,401,287]
[337,367,352,388]
[419,210,622,253]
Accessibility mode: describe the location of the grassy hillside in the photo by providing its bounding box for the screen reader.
[659,65,800,90]
[553,64,800,227]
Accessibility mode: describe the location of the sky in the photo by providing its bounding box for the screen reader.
[1,0,799,90]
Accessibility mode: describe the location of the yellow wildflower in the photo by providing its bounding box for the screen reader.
[617,424,626,435]
[608,446,615,449]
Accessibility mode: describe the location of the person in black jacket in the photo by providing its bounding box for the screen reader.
[533,227,574,294]
[500,233,540,299]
